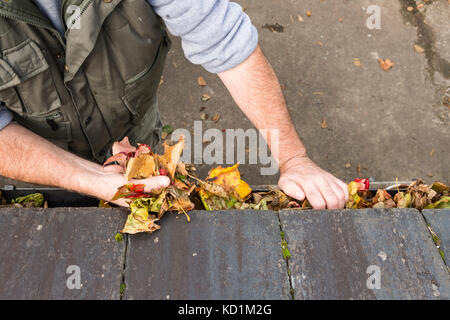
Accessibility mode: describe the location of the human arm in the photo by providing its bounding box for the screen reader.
[0,123,169,206]
[217,46,349,209]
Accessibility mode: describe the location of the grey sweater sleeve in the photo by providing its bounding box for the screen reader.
[149,0,258,73]
[0,104,13,131]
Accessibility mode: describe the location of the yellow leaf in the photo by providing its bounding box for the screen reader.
[207,164,251,200]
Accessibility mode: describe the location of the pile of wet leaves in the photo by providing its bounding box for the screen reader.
[347,179,449,210]
[105,137,449,235]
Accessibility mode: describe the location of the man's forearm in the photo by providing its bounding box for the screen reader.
[0,123,102,197]
[218,45,306,167]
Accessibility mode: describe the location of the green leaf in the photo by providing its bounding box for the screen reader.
[425,196,450,209]
[12,193,44,207]
[282,239,291,259]
[162,125,174,134]
[115,233,123,242]
[225,196,237,208]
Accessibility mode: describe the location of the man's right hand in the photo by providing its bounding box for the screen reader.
[100,165,170,206]
[0,123,169,207]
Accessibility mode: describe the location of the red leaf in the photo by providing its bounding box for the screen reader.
[354,178,370,191]
[103,153,128,168]
[135,144,152,157]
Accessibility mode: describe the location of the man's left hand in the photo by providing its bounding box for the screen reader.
[278,155,349,209]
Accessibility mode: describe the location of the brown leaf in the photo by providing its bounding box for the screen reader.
[212,114,220,122]
[198,76,207,86]
[157,136,185,179]
[262,23,285,33]
[321,119,328,128]
[125,154,156,180]
[378,58,394,71]
[414,44,424,53]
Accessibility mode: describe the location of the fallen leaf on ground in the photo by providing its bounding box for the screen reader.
[212,114,220,122]
[197,76,207,86]
[353,58,362,67]
[414,44,425,53]
[378,58,394,71]
[262,23,285,33]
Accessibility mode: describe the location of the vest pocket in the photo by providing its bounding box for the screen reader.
[122,34,169,124]
[0,39,62,116]
[15,109,72,148]
[0,39,71,144]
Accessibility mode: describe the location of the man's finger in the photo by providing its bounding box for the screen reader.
[279,176,306,201]
[315,179,340,209]
[301,182,326,209]
[131,176,170,192]
[330,179,347,209]
[338,180,350,203]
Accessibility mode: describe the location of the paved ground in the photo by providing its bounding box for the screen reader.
[0,207,448,299]
[156,0,449,186]
[1,1,448,188]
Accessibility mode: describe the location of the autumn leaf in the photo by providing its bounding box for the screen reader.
[125,154,156,180]
[103,153,129,171]
[121,203,161,234]
[12,193,44,208]
[394,192,412,208]
[425,196,450,209]
[206,164,252,200]
[378,58,394,71]
[112,136,136,155]
[134,143,152,157]
[111,184,147,201]
[197,76,207,86]
[156,136,185,179]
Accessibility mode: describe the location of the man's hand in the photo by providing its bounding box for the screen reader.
[101,165,170,206]
[278,155,349,209]
[0,123,169,207]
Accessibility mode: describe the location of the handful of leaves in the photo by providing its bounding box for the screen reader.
[106,137,449,235]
